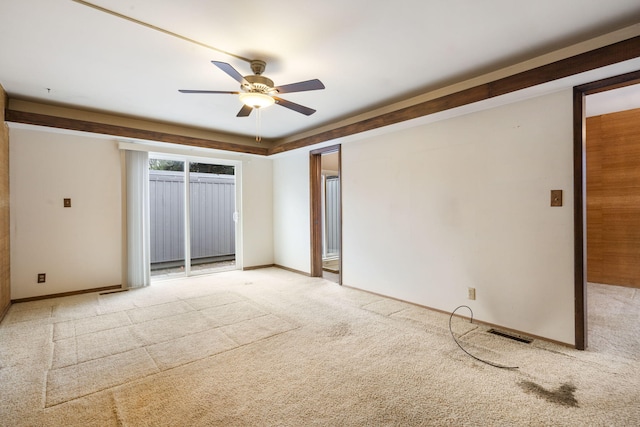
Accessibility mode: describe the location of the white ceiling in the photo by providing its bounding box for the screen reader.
[1,0,640,141]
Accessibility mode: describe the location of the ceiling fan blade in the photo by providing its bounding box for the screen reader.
[178,90,239,94]
[236,104,253,117]
[273,96,316,116]
[275,79,325,94]
[212,61,249,86]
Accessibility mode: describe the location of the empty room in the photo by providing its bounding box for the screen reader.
[1,1,640,425]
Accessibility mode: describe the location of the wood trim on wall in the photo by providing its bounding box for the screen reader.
[573,69,640,351]
[4,110,269,156]
[309,145,342,279]
[0,300,10,322]
[573,87,587,351]
[273,264,311,277]
[242,264,276,271]
[0,84,10,322]
[309,150,323,277]
[10,285,121,303]
[343,284,575,347]
[4,37,639,159]
[269,36,640,155]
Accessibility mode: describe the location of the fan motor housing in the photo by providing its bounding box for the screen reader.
[243,75,275,93]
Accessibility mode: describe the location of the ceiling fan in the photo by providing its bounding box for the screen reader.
[179,60,325,117]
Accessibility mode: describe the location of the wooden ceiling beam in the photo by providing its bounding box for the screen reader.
[269,35,640,155]
[4,109,269,156]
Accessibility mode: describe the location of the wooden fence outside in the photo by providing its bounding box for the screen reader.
[149,170,235,265]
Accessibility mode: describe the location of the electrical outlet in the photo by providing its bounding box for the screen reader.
[37,273,46,283]
[468,287,476,300]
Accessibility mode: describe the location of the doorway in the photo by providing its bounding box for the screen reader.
[310,145,342,284]
[149,155,239,279]
[574,70,640,349]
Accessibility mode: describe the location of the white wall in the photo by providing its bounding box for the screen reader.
[273,89,576,344]
[10,127,274,299]
[10,128,122,299]
[10,88,576,342]
[239,155,274,268]
[272,151,310,273]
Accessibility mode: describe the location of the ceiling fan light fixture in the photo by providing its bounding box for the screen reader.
[239,92,275,109]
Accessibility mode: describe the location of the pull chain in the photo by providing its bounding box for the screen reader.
[255,107,262,142]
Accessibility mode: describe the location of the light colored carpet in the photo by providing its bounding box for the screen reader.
[0,269,638,426]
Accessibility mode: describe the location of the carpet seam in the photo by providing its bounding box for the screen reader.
[42,324,302,408]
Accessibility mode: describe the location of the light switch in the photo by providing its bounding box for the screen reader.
[550,190,562,207]
[64,198,71,208]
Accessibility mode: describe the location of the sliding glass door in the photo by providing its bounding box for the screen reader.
[149,156,237,279]
[188,162,236,274]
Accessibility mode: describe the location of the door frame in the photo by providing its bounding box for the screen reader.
[573,69,640,350]
[148,152,242,278]
[310,145,342,282]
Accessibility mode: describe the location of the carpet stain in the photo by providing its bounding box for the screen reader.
[327,322,351,337]
[518,381,579,408]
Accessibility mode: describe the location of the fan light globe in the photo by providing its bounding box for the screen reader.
[239,92,275,109]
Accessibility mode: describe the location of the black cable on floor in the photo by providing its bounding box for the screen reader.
[449,305,519,370]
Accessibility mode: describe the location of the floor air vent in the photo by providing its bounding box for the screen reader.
[487,328,533,344]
